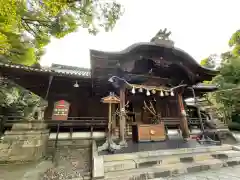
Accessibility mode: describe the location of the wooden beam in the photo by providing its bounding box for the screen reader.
[119,86,127,146]
[178,93,190,139]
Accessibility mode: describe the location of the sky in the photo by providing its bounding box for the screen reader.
[40,0,240,68]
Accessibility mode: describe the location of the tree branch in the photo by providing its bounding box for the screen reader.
[143,100,155,116]
[21,17,51,24]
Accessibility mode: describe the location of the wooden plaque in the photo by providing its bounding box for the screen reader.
[52,100,70,120]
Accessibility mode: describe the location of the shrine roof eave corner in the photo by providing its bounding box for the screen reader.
[184,83,218,98]
[191,83,218,92]
[89,42,219,78]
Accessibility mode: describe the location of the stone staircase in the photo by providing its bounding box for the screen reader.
[94,144,240,180]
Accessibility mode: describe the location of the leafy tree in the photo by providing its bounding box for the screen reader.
[206,54,240,123]
[221,51,233,62]
[229,29,240,57]
[200,54,217,69]
[0,0,123,116]
[0,0,123,65]
[203,29,240,124]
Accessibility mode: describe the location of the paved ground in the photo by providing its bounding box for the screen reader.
[1,132,240,180]
[156,165,240,180]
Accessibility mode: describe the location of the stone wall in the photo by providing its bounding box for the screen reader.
[0,122,49,162]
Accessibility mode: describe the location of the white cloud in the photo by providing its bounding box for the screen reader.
[40,0,239,68]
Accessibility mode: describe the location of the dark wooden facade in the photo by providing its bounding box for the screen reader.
[0,41,218,133]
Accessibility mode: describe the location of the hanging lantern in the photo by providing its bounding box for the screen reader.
[160,90,164,97]
[131,87,136,94]
[151,89,156,94]
[139,87,143,93]
[146,90,150,96]
[164,91,169,96]
[170,90,174,96]
[73,81,79,88]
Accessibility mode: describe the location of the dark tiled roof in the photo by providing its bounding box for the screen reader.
[0,62,52,72]
[90,42,219,83]
[51,64,91,77]
[0,62,91,78]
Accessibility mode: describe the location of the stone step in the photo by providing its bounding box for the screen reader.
[103,145,232,162]
[104,157,240,180]
[104,149,240,173]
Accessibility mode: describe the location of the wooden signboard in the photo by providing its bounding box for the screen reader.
[52,100,70,120]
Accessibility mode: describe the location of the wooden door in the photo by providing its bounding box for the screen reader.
[138,125,150,141]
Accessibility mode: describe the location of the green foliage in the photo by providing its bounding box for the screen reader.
[200,54,217,69]
[0,80,41,113]
[0,0,123,116]
[0,0,123,65]
[203,29,240,124]
[206,55,240,123]
[221,51,233,63]
[229,30,240,57]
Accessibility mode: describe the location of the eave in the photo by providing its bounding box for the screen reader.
[0,62,91,79]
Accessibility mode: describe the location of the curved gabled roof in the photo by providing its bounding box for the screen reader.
[90,42,219,83]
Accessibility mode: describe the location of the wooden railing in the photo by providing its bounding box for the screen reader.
[0,116,107,129]
[0,115,206,130]
[0,116,108,162]
[0,115,207,162]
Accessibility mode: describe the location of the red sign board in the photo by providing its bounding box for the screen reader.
[52,100,70,120]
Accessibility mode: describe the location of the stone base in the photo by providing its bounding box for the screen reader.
[0,123,49,162]
[200,129,237,145]
[119,140,128,147]
[11,121,47,130]
[98,138,121,152]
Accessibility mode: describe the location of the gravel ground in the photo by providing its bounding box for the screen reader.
[39,147,91,180]
[0,147,91,180]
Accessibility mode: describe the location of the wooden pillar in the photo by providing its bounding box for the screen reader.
[119,87,127,146]
[112,104,117,129]
[178,93,190,139]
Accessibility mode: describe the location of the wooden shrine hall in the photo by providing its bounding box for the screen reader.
[0,30,218,149]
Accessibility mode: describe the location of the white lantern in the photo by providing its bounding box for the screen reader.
[131,87,136,94]
[146,90,150,96]
[160,91,164,97]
